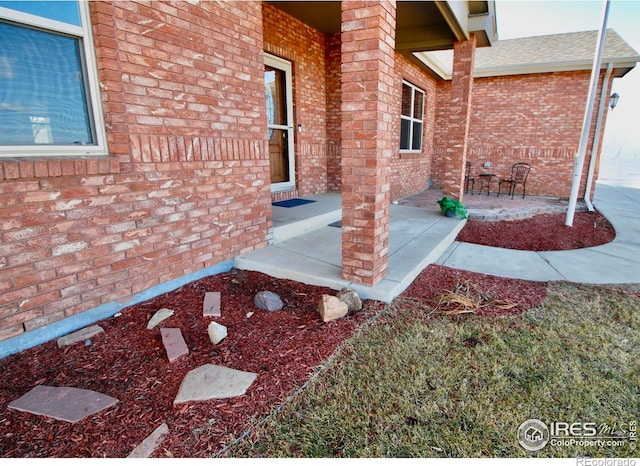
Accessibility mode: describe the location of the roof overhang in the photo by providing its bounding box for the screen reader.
[415,31,640,81]
[473,59,639,79]
[267,1,498,53]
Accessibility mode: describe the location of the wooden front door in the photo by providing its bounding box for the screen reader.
[265,54,295,192]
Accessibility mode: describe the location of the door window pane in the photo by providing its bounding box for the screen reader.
[0,21,92,145]
[265,66,287,127]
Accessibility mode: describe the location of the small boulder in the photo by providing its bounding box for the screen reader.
[337,288,363,312]
[254,291,283,312]
[207,321,227,345]
[317,294,349,322]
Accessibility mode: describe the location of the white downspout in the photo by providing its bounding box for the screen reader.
[565,0,610,226]
[584,62,614,212]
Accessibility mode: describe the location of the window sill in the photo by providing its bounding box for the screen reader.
[0,155,120,180]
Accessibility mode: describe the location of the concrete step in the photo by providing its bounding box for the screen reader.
[273,207,341,243]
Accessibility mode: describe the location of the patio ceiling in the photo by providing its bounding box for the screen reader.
[267,1,497,54]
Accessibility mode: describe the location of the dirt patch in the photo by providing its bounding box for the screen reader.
[456,211,615,251]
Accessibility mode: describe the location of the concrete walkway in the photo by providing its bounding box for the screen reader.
[236,183,640,304]
[438,183,640,284]
[235,193,467,303]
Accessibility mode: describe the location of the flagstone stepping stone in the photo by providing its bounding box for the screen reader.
[127,422,169,458]
[8,385,118,423]
[57,325,104,347]
[173,364,257,405]
[160,328,189,362]
[147,308,175,330]
[203,291,221,317]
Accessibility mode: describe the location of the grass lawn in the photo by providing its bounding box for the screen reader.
[226,282,640,458]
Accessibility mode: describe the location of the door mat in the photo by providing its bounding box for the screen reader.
[272,198,316,208]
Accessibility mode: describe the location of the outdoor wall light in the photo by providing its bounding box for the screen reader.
[609,92,620,110]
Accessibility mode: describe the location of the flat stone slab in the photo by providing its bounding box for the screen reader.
[57,325,104,347]
[203,292,221,317]
[147,308,175,329]
[127,422,169,458]
[8,385,118,423]
[160,328,189,362]
[174,364,257,405]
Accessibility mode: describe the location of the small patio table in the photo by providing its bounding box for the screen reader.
[477,173,496,196]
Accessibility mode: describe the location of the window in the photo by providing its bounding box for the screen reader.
[400,81,424,152]
[0,1,107,157]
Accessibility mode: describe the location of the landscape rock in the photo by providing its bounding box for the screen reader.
[173,364,258,404]
[337,288,363,312]
[317,294,349,322]
[254,291,283,312]
[207,321,227,345]
[127,423,169,458]
[8,385,118,423]
[160,328,189,362]
[57,325,104,347]
[203,291,221,317]
[147,308,174,330]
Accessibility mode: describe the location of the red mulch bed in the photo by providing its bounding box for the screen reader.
[0,210,614,458]
[456,210,616,251]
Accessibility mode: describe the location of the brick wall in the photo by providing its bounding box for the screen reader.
[325,41,438,201]
[326,33,342,193]
[441,37,476,200]
[263,3,329,200]
[389,54,438,200]
[0,1,271,342]
[340,0,396,286]
[434,70,612,198]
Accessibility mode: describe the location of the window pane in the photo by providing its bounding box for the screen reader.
[265,66,287,127]
[412,122,423,150]
[400,118,411,150]
[401,83,412,117]
[0,1,81,26]
[413,90,424,119]
[0,21,93,145]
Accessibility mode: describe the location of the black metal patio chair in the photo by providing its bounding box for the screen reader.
[464,161,475,194]
[497,163,531,199]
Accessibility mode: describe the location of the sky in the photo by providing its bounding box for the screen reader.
[495,0,640,187]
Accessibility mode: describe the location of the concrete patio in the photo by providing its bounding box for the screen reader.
[235,189,576,302]
[235,192,467,302]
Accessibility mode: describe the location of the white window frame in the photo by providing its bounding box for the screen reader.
[0,1,108,158]
[264,53,296,193]
[400,80,425,153]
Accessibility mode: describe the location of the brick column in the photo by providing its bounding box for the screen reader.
[442,35,476,200]
[340,1,396,286]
